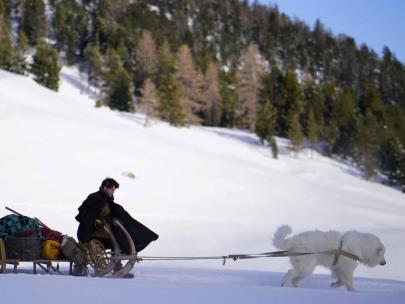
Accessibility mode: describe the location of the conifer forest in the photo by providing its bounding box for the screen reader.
[1,0,405,190]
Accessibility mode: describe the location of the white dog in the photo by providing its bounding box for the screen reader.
[273,225,386,291]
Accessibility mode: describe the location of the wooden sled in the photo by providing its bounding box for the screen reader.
[0,219,137,278]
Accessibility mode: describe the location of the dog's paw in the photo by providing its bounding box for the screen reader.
[346,285,356,292]
[330,281,343,288]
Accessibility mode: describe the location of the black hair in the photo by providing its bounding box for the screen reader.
[100,178,119,189]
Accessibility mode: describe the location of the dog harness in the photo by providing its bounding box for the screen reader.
[332,240,361,265]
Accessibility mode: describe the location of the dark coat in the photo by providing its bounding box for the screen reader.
[75,190,158,253]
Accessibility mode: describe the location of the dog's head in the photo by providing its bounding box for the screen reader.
[345,231,387,267]
[361,235,387,267]
[376,244,386,266]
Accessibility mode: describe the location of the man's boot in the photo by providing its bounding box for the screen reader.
[72,263,88,276]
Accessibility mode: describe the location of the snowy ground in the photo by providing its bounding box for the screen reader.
[0,68,404,302]
[1,266,404,304]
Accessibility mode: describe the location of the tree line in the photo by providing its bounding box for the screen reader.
[1,0,404,190]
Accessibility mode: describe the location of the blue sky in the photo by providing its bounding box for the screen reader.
[257,0,405,63]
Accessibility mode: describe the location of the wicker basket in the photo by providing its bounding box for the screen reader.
[5,236,42,260]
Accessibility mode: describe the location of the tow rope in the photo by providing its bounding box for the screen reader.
[109,249,360,266]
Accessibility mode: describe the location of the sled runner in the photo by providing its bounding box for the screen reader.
[79,219,137,278]
[0,208,137,278]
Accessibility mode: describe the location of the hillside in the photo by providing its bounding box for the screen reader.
[1,66,405,302]
[1,65,405,302]
[1,0,405,189]
[1,66,405,282]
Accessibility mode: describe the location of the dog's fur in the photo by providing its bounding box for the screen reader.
[273,225,386,291]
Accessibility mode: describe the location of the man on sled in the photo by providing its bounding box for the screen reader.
[75,178,159,277]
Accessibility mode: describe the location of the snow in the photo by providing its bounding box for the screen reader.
[0,67,404,302]
[148,4,160,13]
[1,267,404,303]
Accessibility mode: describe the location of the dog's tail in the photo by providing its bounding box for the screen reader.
[272,225,292,249]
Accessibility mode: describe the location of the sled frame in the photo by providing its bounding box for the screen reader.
[84,219,137,278]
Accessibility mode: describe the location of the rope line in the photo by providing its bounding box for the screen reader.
[110,249,360,265]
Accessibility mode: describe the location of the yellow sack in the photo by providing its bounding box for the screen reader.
[42,240,61,260]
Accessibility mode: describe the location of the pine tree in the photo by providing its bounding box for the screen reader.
[30,43,61,91]
[334,88,357,157]
[355,110,380,180]
[398,154,405,192]
[357,44,379,96]
[65,32,77,65]
[158,71,185,126]
[270,137,279,159]
[53,1,66,51]
[202,61,221,126]
[101,48,122,99]
[311,19,327,74]
[251,2,270,53]
[105,47,122,73]
[389,108,405,141]
[14,33,29,76]
[0,29,13,71]
[377,108,405,186]
[271,69,303,137]
[106,0,130,19]
[359,85,384,121]
[134,31,158,83]
[321,82,339,155]
[288,113,304,155]
[219,68,239,128]
[0,4,27,75]
[154,41,176,127]
[237,43,266,132]
[17,30,29,55]
[156,40,174,87]
[192,1,219,72]
[338,36,357,90]
[84,43,105,91]
[174,44,203,125]
[0,0,14,71]
[256,99,277,144]
[140,78,158,126]
[379,47,395,105]
[223,0,248,65]
[265,64,284,134]
[10,46,27,75]
[53,0,88,64]
[282,70,303,127]
[0,0,5,17]
[302,79,324,136]
[20,0,46,46]
[107,66,133,112]
[256,99,278,158]
[379,134,403,186]
[306,107,318,154]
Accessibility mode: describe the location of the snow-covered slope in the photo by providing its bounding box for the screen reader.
[0,68,404,302]
[1,266,404,304]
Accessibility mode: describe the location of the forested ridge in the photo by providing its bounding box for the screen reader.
[1,0,405,189]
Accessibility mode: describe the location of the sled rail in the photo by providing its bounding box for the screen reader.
[0,258,73,275]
